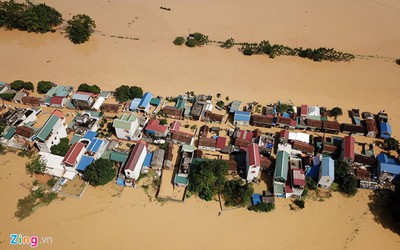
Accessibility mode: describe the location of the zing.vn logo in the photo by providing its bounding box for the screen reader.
[10,234,53,248]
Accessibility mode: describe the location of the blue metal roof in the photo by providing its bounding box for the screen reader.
[252,194,262,205]
[234,111,251,122]
[76,155,94,171]
[72,93,91,101]
[143,152,153,167]
[139,92,153,108]
[282,112,291,118]
[83,131,98,141]
[321,157,335,179]
[380,122,392,138]
[130,98,141,111]
[378,153,400,176]
[87,138,105,153]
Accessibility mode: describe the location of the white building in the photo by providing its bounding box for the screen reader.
[318,157,335,188]
[112,113,139,140]
[124,140,147,186]
[34,110,68,153]
[246,143,261,182]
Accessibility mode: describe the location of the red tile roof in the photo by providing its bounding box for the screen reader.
[247,143,260,166]
[216,136,227,149]
[161,106,182,118]
[15,126,35,138]
[52,109,64,119]
[170,120,181,132]
[322,121,341,131]
[50,96,65,105]
[125,140,147,172]
[292,141,314,154]
[343,136,355,160]
[238,130,253,141]
[146,119,168,133]
[293,169,306,186]
[62,142,85,166]
[172,131,194,144]
[300,105,308,116]
[198,138,216,147]
[280,129,289,139]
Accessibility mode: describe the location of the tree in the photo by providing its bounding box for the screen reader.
[222,179,254,207]
[248,202,275,212]
[160,118,168,125]
[334,160,358,196]
[396,58,400,65]
[330,107,343,118]
[384,138,399,153]
[10,80,34,91]
[78,83,101,94]
[306,176,317,190]
[220,38,235,49]
[217,100,224,108]
[185,38,198,48]
[188,159,228,201]
[0,121,6,136]
[50,138,70,156]
[129,86,143,99]
[37,81,53,94]
[225,96,229,101]
[66,14,96,44]
[216,93,221,99]
[192,32,209,46]
[114,85,143,102]
[83,158,116,186]
[25,155,46,175]
[0,93,16,101]
[173,36,185,45]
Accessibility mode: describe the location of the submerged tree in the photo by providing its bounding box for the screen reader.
[66,14,96,44]
[83,158,116,186]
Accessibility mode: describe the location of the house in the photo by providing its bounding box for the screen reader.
[34,110,67,153]
[21,96,41,106]
[151,149,165,170]
[101,103,120,113]
[113,113,139,140]
[308,106,321,117]
[85,137,108,159]
[377,153,400,177]
[170,120,181,132]
[234,111,251,126]
[62,141,86,180]
[68,111,101,135]
[164,142,174,169]
[39,152,65,178]
[276,116,296,129]
[45,85,73,98]
[354,154,376,167]
[171,131,195,145]
[318,157,335,188]
[12,90,28,103]
[1,108,39,127]
[322,121,341,134]
[246,143,261,182]
[274,151,289,196]
[161,106,182,119]
[365,119,378,138]
[379,122,392,139]
[145,119,169,138]
[292,141,314,155]
[341,123,365,135]
[291,169,306,196]
[299,105,308,117]
[190,102,204,120]
[75,155,94,173]
[216,136,227,150]
[129,98,142,111]
[229,100,242,113]
[138,92,153,113]
[0,82,10,94]
[199,125,209,138]
[203,111,224,123]
[252,114,275,128]
[306,119,322,131]
[91,96,105,111]
[71,92,95,110]
[322,143,338,155]
[50,96,67,108]
[198,138,216,151]
[124,140,148,186]
[280,129,289,143]
[175,95,187,110]
[341,136,355,164]
[15,126,35,139]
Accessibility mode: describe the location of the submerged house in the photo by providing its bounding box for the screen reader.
[365,119,378,138]
[138,92,153,113]
[71,92,95,110]
[273,150,289,197]
[161,106,183,119]
[112,113,139,140]
[124,140,148,186]
[379,122,392,139]
[341,136,355,164]
[62,141,86,180]
[377,153,400,178]
[246,143,261,182]
[252,114,275,128]
[234,111,251,126]
[318,157,335,188]
[145,119,169,138]
[322,121,341,134]
[34,110,67,153]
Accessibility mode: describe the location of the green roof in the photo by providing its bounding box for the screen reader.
[175,96,186,110]
[36,115,59,141]
[274,151,289,181]
[174,175,189,185]
[306,115,321,121]
[273,183,284,195]
[70,134,83,145]
[182,144,196,152]
[113,113,137,130]
[3,126,16,140]
[46,85,73,97]
[150,98,160,106]
[100,149,112,159]
[110,151,129,163]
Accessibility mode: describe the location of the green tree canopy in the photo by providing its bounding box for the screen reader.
[83,158,116,186]
[185,38,198,48]
[50,138,70,156]
[334,160,357,196]
[37,81,53,94]
[66,14,96,44]
[248,202,275,212]
[25,155,46,175]
[78,83,101,94]
[188,159,228,201]
[330,107,343,118]
[114,85,143,102]
[384,138,399,153]
[10,80,34,91]
[0,92,16,101]
[173,36,185,45]
[222,179,254,207]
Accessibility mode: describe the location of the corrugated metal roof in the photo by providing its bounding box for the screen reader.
[70,134,83,145]
[143,152,153,167]
[110,151,129,163]
[36,115,59,141]
[139,92,152,108]
[274,151,289,181]
[247,143,260,166]
[113,113,137,129]
[83,131,98,141]
[321,157,335,179]
[62,142,85,166]
[175,96,186,110]
[72,92,91,101]
[234,111,251,122]
[229,101,242,113]
[130,98,141,110]
[87,138,105,153]
[76,155,94,171]
[150,98,160,106]
[3,126,16,140]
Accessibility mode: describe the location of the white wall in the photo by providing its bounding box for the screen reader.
[124,148,146,181]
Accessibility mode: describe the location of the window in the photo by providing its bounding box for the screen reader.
[251,171,256,174]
